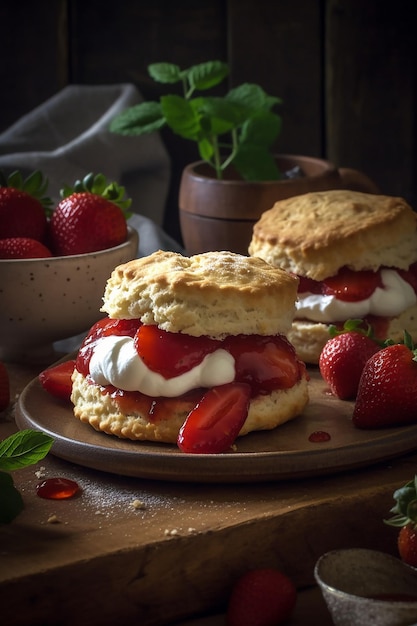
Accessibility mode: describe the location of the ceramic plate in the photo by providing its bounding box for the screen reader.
[15,366,417,483]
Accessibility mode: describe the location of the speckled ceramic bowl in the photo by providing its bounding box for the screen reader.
[0,227,139,363]
[314,548,417,626]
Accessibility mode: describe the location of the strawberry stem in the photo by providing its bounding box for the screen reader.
[60,172,132,217]
[384,476,417,528]
[0,169,53,212]
[329,319,378,341]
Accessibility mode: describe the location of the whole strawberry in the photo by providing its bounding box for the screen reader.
[226,568,297,626]
[385,475,417,567]
[319,319,381,399]
[353,330,417,428]
[0,237,52,259]
[0,170,51,242]
[49,173,131,255]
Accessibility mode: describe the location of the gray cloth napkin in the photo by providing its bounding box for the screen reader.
[0,83,184,255]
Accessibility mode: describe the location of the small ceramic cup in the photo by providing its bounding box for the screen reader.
[314,548,417,626]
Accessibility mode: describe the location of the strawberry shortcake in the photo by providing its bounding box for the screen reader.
[249,189,417,364]
[71,250,309,453]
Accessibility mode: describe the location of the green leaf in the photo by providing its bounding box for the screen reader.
[239,112,282,147]
[109,102,165,135]
[226,83,281,113]
[108,59,284,179]
[198,137,215,161]
[385,477,417,527]
[6,170,23,190]
[161,95,202,140]
[148,62,182,84]
[194,96,246,127]
[0,471,24,523]
[0,430,53,472]
[186,61,229,91]
[232,144,281,181]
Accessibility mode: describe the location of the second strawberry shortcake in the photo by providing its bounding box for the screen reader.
[249,189,417,364]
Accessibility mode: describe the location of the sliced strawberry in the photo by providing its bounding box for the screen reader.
[0,237,52,259]
[75,318,141,376]
[0,362,10,411]
[177,382,251,453]
[297,275,322,294]
[322,267,382,302]
[225,334,304,395]
[134,325,221,378]
[226,568,297,626]
[39,359,76,401]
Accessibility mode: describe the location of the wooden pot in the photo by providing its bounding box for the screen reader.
[179,154,379,255]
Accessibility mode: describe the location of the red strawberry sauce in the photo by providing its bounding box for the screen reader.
[76,318,306,423]
[296,264,417,337]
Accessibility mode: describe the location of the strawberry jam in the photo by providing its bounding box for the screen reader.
[308,430,331,443]
[76,317,141,376]
[298,267,383,301]
[36,477,80,500]
[134,324,221,378]
[298,264,417,301]
[79,319,306,420]
[108,385,205,422]
[132,328,305,397]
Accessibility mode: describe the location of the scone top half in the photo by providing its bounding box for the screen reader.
[101,249,298,339]
[249,190,417,364]
[249,189,417,280]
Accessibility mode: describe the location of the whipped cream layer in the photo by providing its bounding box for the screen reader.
[296,269,416,323]
[89,335,235,397]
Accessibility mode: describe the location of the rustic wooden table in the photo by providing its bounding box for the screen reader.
[1,358,415,626]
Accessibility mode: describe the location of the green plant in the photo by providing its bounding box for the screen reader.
[109,61,283,181]
[0,430,53,523]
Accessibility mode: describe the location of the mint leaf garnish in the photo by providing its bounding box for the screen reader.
[0,429,53,471]
[0,430,54,523]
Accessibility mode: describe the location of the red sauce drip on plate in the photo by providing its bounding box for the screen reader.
[36,477,80,500]
[308,430,331,443]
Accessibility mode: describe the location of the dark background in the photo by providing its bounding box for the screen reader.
[1,0,415,243]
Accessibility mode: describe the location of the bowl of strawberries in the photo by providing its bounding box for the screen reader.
[0,170,139,363]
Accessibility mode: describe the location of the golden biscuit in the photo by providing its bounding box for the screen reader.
[101,249,299,338]
[249,190,417,281]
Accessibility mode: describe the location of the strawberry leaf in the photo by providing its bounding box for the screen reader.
[59,172,132,216]
[0,169,53,211]
[384,476,417,527]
